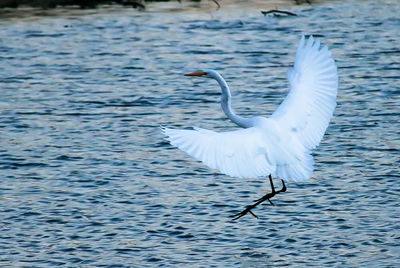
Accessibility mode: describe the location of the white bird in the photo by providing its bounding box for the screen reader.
[162,36,338,220]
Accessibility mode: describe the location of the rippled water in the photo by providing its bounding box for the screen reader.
[1,0,399,266]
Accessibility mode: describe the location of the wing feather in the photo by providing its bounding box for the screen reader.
[162,127,275,178]
[271,35,338,150]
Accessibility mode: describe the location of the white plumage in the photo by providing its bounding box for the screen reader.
[162,36,338,183]
[272,36,338,150]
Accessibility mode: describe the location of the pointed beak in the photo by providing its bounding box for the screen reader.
[184,71,207,77]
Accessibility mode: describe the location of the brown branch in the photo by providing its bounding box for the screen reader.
[210,0,220,10]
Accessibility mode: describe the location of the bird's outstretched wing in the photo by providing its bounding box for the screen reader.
[162,127,274,178]
[271,36,338,150]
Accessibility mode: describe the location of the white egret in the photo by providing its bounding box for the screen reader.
[162,36,338,220]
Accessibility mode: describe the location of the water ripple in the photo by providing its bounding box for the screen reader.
[1,0,399,267]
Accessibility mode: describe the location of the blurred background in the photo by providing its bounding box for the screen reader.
[1,0,399,267]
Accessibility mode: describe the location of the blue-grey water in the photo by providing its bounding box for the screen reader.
[1,0,399,266]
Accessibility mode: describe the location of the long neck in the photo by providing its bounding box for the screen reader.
[213,73,253,128]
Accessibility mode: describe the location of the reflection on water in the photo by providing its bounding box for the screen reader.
[1,0,399,266]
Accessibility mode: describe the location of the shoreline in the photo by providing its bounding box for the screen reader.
[0,0,311,9]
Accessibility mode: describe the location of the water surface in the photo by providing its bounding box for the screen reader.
[0,0,399,266]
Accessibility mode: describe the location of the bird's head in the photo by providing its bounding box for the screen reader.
[184,69,218,79]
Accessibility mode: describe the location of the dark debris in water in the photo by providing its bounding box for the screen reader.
[261,9,297,17]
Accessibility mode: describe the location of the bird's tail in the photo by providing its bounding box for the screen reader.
[273,152,314,182]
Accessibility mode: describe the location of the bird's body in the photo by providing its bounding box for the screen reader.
[162,36,338,219]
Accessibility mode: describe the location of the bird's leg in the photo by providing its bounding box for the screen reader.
[254,175,276,204]
[279,179,287,193]
[230,176,287,221]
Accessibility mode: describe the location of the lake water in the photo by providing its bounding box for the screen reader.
[1,0,399,266]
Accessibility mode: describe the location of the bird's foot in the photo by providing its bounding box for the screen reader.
[230,206,259,221]
[253,196,274,205]
[230,179,286,221]
[230,191,275,221]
